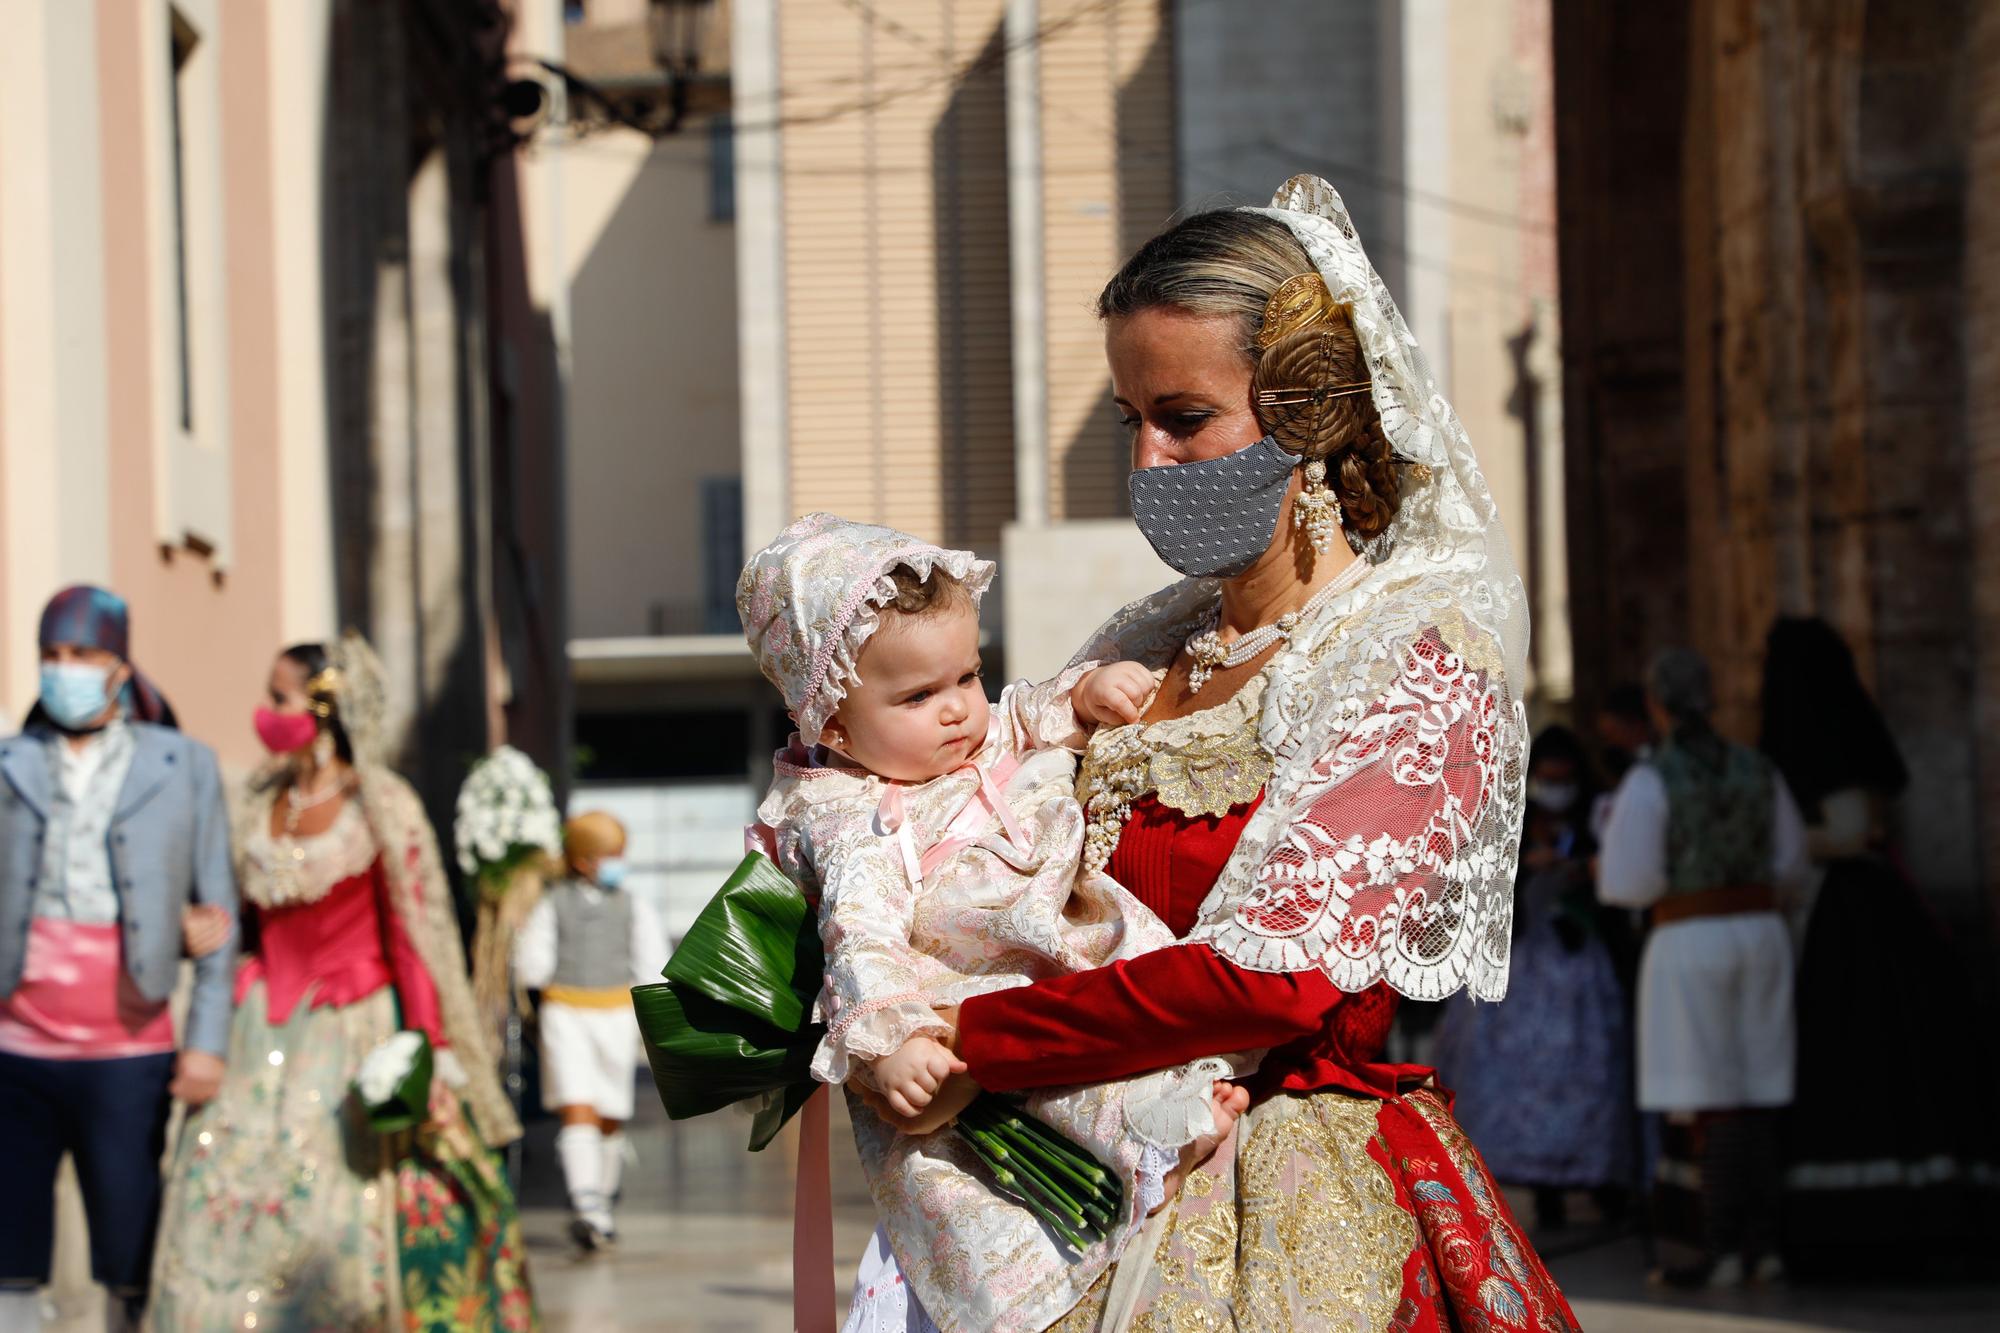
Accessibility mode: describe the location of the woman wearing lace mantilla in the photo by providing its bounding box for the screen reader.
[880,178,1578,1330]
[149,634,536,1332]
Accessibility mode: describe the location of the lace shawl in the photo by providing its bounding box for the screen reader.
[1070,177,1530,1002]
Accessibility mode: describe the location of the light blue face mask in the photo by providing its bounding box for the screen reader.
[39,662,116,731]
[595,856,629,891]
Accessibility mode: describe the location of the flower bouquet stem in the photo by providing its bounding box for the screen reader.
[471,860,546,1042]
[954,1096,1122,1247]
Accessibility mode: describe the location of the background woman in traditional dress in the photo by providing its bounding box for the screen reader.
[149,635,535,1332]
[869,178,1577,1331]
[1760,615,1998,1280]
[1432,724,1635,1234]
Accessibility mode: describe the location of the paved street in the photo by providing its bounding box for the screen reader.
[27,1081,1998,1331]
[522,1089,2000,1333]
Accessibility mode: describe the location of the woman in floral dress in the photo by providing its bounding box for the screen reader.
[149,634,535,1331]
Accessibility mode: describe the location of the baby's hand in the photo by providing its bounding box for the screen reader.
[1151,1080,1252,1215]
[871,1036,968,1119]
[1074,661,1156,727]
[861,1071,981,1137]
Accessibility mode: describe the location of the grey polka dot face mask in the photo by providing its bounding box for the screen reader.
[1127,435,1300,578]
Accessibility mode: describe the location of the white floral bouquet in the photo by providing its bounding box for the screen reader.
[354,1029,433,1132]
[453,745,563,900]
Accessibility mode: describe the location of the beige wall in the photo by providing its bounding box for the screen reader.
[1037,0,1173,524]
[0,0,337,766]
[771,0,1017,556]
[1407,0,1566,704]
[563,125,743,637]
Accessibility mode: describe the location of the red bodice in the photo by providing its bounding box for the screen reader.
[959,791,1417,1100]
[235,859,445,1044]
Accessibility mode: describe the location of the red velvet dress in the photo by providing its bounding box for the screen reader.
[961,792,1579,1332]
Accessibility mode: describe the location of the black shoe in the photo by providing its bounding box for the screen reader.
[569,1215,604,1252]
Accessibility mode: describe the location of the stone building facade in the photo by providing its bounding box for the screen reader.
[1556,0,1997,933]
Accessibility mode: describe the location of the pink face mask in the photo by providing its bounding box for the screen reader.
[254,706,319,755]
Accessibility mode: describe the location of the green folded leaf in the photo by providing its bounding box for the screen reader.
[633,980,822,1123]
[747,1080,822,1152]
[664,852,824,1033]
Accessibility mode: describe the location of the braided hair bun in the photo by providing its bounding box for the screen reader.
[1250,305,1400,540]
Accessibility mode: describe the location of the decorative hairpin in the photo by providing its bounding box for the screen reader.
[306,666,343,719]
[1255,381,1374,409]
[1255,272,1339,349]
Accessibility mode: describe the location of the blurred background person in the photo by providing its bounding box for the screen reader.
[1590,683,1654,845]
[514,811,666,1253]
[148,636,535,1331]
[1760,615,1996,1279]
[1598,647,1809,1288]
[0,587,236,1333]
[1433,724,1635,1234]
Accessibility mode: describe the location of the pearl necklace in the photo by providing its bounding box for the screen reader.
[1183,559,1370,694]
[282,772,350,836]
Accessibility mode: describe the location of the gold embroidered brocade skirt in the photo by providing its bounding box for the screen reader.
[1051,1089,1579,1333]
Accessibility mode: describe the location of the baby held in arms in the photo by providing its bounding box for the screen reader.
[740,514,1249,1333]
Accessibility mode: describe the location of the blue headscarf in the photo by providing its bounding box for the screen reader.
[34,585,177,728]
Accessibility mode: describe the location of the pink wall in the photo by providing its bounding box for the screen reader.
[97,0,287,768]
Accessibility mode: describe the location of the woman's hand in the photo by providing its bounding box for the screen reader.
[425,1068,463,1132]
[1074,661,1158,727]
[169,1049,226,1106]
[181,904,231,959]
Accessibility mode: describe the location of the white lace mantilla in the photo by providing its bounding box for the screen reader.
[1068,177,1530,1003]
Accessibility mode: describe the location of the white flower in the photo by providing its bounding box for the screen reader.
[453,745,563,875]
[356,1029,426,1104]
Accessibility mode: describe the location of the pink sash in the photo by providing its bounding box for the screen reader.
[794,1084,836,1331]
[0,918,175,1059]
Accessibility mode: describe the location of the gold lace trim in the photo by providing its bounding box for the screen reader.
[240,800,377,909]
[1077,673,1273,875]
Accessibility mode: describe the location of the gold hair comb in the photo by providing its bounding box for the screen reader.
[305,666,343,719]
[1255,272,1340,349]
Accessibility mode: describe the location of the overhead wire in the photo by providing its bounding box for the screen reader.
[532,0,1549,296]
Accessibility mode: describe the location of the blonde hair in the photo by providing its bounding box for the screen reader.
[564,811,626,869]
[881,564,972,619]
[1099,210,1402,538]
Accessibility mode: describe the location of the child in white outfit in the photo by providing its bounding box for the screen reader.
[514,811,667,1251]
[740,514,1245,1333]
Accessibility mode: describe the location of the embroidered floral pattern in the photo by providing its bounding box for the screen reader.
[1078,674,1274,876]
[1081,1090,1577,1332]
[149,981,538,1332]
